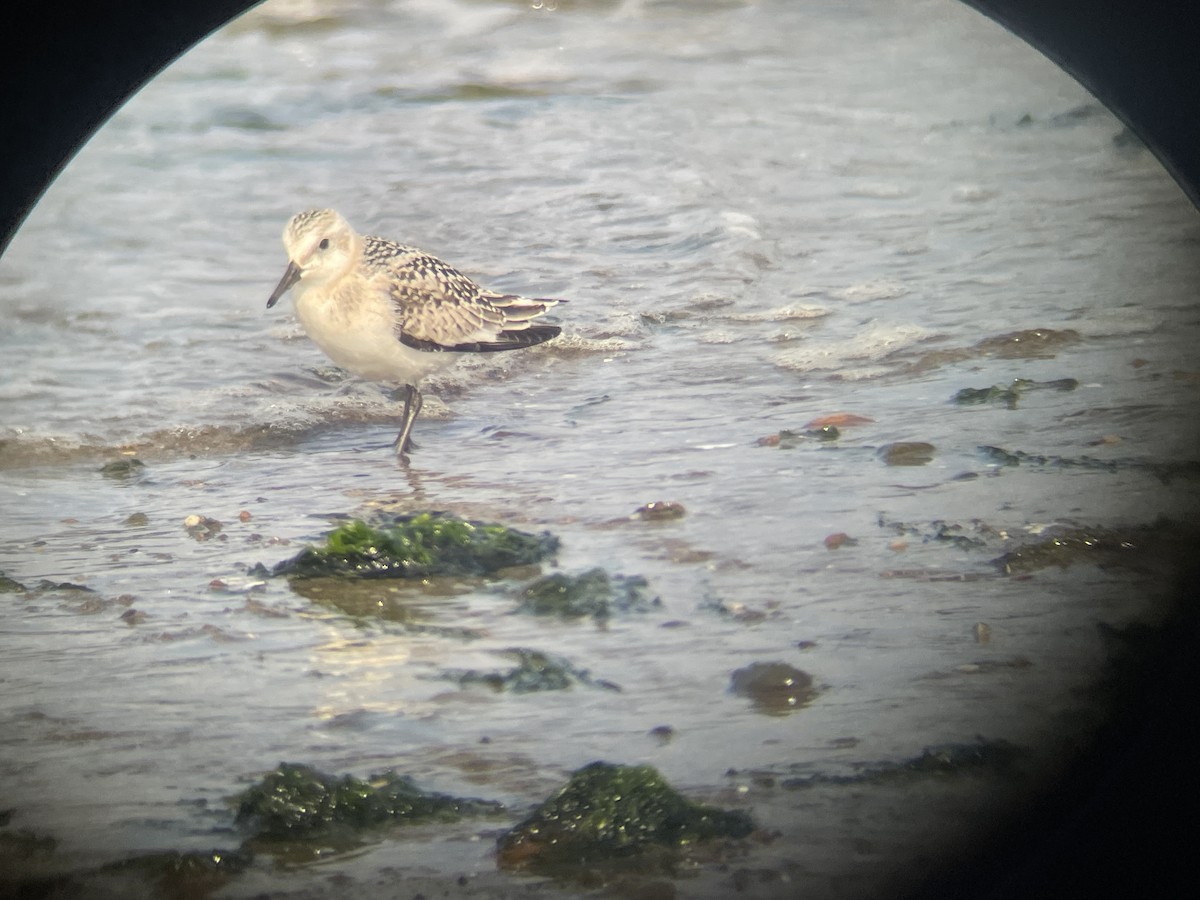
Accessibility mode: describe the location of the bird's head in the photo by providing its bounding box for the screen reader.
[267,208,359,308]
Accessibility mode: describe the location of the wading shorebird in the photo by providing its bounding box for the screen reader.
[266,208,563,457]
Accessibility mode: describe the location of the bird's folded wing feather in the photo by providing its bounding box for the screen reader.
[363,238,559,351]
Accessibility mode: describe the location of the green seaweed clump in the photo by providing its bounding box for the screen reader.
[515,568,658,620]
[438,648,620,693]
[496,762,754,873]
[272,513,559,579]
[952,377,1077,409]
[235,763,501,839]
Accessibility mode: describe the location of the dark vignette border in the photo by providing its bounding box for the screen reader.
[1,2,1197,898]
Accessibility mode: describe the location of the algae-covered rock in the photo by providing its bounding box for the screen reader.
[756,426,841,448]
[741,738,1024,790]
[952,377,1078,409]
[979,445,1122,472]
[0,571,26,593]
[99,848,251,896]
[272,513,559,579]
[993,525,1149,574]
[515,568,658,620]
[438,648,620,693]
[879,517,999,551]
[497,762,754,872]
[235,763,501,839]
[979,445,1200,484]
[99,458,146,480]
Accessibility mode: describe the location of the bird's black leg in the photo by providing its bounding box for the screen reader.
[392,384,423,456]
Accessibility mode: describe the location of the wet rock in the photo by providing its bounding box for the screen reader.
[952,377,1078,409]
[33,579,94,593]
[738,738,1023,789]
[437,648,620,693]
[649,725,675,744]
[803,413,874,429]
[122,512,149,527]
[730,662,818,715]
[496,761,754,873]
[702,595,777,624]
[0,571,26,593]
[184,514,223,541]
[99,458,146,480]
[756,426,840,448]
[879,441,935,466]
[823,532,856,550]
[119,608,146,625]
[756,429,795,447]
[633,501,685,521]
[241,597,289,618]
[978,445,1200,484]
[310,365,350,382]
[515,568,658,620]
[991,522,1192,574]
[972,328,1081,359]
[881,518,997,550]
[0,827,57,858]
[98,848,251,896]
[235,762,502,840]
[272,513,559,579]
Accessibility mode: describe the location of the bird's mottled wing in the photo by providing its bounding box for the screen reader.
[361,236,507,349]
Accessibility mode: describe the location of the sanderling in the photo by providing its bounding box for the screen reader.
[266,208,564,457]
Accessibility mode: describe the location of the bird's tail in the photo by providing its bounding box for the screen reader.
[481,292,566,326]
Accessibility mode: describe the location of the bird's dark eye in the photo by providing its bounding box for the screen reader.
[319,238,330,250]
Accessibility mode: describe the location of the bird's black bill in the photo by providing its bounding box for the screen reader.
[266,261,302,308]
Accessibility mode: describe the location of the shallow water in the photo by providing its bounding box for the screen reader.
[3,0,1200,896]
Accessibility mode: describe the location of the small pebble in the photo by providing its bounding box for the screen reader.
[824,532,856,550]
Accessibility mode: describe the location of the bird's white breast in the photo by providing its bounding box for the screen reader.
[293,279,456,385]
